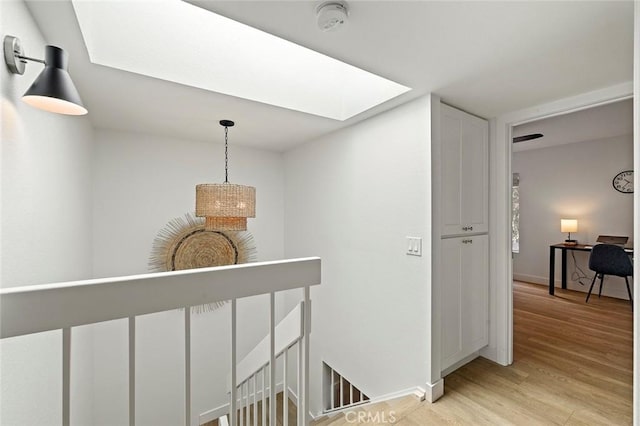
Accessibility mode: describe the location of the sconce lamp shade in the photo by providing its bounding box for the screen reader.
[22,46,87,115]
[560,219,578,233]
[196,183,256,231]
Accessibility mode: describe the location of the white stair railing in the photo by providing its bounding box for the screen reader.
[230,293,310,426]
[232,338,302,426]
[0,257,321,426]
[201,301,307,425]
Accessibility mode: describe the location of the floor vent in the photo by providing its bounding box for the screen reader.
[322,362,370,412]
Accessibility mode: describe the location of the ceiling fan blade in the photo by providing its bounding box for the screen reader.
[513,133,543,143]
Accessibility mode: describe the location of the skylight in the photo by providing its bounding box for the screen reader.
[71,0,410,121]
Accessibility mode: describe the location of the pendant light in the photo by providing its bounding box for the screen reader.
[195,120,255,231]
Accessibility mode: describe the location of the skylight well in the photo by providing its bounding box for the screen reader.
[71,0,410,121]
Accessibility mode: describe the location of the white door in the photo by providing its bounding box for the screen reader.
[441,234,489,370]
[440,104,489,236]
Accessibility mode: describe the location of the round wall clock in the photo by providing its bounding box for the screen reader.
[612,170,633,193]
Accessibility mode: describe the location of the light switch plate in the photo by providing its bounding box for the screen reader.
[406,237,422,256]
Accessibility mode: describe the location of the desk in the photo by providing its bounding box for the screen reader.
[548,244,634,295]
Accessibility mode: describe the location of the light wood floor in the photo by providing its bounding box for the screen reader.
[313,281,633,425]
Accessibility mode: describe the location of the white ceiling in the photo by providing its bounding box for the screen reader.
[70,0,410,121]
[513,98,633,152]
[25,0,634,151]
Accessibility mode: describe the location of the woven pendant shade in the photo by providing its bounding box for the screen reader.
[196,183,256,231]
[195,120,256,231]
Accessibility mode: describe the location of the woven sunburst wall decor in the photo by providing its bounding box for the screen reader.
[149,212,257,312]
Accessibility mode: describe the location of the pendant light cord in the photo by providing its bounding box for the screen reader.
[224,125,229,183]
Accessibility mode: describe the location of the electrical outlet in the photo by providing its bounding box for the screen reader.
[406,237,422,256]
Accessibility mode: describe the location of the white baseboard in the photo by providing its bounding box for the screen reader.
[513,273,551,286]
[413,386,427,401]
[424,380,444,403]
[368,386,427,405]
[312,386,428,419]
[513,273,632,300]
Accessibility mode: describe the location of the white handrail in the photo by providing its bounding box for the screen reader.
[0,257,321,339]
[1,257,320,426]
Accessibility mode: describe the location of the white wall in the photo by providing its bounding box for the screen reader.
[513,135,634,298]
[1,0,94,424]
[91,129,285,278]
[284,97,431,416]
[91,129,285,425]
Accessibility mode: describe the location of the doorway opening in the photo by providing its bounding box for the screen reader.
[511,98,634,298]
[500,92,635,423]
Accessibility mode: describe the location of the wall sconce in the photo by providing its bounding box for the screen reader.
[560,219,578,246]
[3,35,87,115]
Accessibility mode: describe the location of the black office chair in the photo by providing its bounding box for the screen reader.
[586,244,633,310]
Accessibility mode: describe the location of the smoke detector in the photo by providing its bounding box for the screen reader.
[316,2,349,32]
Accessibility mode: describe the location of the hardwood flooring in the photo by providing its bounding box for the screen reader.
[313,281,633,425]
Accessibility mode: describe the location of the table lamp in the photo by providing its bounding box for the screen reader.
[561,219,578,246]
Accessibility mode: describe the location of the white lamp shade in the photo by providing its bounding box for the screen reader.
[560,219,578,233]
